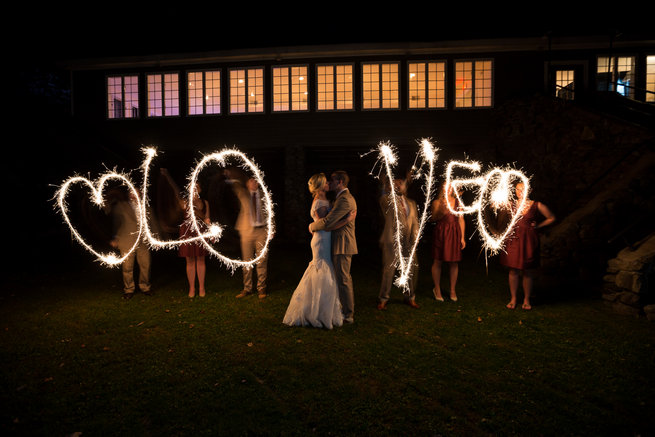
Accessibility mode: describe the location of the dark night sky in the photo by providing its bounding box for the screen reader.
[12,5,654,66]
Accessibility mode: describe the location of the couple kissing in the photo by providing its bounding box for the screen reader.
[283,171,357,328]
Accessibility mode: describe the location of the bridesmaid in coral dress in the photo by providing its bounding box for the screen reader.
[500,182,555,310]
[430,183,466,302]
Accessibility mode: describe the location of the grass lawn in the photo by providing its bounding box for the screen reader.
[2,240,654,436]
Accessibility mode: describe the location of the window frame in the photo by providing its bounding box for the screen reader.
[596,55,637,99]
[407,60,447,110]
[360,61,401,111]
[105,74,140,120]
[187,69,222,116]
[453,58,494,109]
[315,63,355,112]
[228,67,265,115]
[271,64,310,113]
[145,71,181,118]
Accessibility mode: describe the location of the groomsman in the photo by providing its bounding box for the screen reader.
[234,177,269,299]
[309,171,358,323]
[377,178,419,310]
[108,188,152,300]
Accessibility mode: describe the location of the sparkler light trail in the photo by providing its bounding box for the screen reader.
[369,139,438,293]
[55,172,145,266]
[444,160,530,254]
[55,147,274,272]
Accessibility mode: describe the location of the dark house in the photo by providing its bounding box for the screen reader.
[31,27,655,291]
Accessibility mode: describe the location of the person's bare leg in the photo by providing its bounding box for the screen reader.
[507,269,520,309]
[522,269,534,309]
[197,256,206,297]
[431,259,444,301]
[186,257,196,297]
[449,262,459,301]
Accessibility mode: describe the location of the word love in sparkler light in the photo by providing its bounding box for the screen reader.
[373,139,438,293]
[55,147,275,272]
[445,161,530,253]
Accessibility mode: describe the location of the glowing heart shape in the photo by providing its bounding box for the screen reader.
[375,139,438,293]
[56,147,274,273]
[56,173,144,266]
[476,169,529,252]
[444,161,530,254]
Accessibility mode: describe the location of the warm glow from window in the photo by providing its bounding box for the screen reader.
[317,64,353,111]
[188,70,221,115]
[147,73,179,117]
[107,75,139,119]
[362,63,399,110]
[230,68,264,113]
[455,60,492,108]
[555,70,575,100]
[647,56,655,103]
[597,56,635,98]
[409,61,445,109]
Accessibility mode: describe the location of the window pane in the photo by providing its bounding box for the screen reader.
[230,69,246,113]
[362,63,380,109]
[474,60,492,107]
[122,76,139,118]
[291,66,308,111]
[273,67,289,112]
[647,56,655,103]
[107,76,122,119]
[317,65,334,110]
[409,61,445,109]
[455,61,472,108]
[187,72,203,115]
[205,71,221,114]
[248,68,264,113]
[147,74,163,117]
[555,70,575,100]
[381,63,399,109]
[428,62,445,108]
[164,73,179,116]
[336,65,353,110]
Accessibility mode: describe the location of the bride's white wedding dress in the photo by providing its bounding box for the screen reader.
[283,199,343,329]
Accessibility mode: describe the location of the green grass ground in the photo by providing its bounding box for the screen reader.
[1,241,654,436]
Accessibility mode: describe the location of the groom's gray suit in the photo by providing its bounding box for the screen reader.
[309,188,357,321]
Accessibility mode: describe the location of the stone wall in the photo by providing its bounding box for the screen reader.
[602,233,655,319]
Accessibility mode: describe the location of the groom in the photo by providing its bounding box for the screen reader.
[309,171,358,323]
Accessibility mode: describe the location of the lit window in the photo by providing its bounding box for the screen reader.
[362,63,399,110]
[555,70,575,100]
[408,61,446,109]
[273,66,308,112]
[597,56,635,98]
[317,64,353,111]
[107,75,139,119]
[230,68,264,113]
[188,70,221,115]
[147,73,179,117]
[455,60,493,108]
[646,56,654,102]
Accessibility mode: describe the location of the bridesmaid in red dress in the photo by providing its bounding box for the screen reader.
[161,168,211,298]
[500,182,555,310]
[178,184,211,298]
[430,183,466,302]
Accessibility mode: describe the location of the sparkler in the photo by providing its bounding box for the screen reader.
[55,147,274,272]
[370,139,438,293]
[55,172,144,266]
[444,160,530,254]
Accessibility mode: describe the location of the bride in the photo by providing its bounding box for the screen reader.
[283,173,356,329]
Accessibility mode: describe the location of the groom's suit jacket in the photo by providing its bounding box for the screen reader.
[310,188,358,255]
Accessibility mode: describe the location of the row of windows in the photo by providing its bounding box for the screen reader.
[555,55,655,101]
[106,60,493,119]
